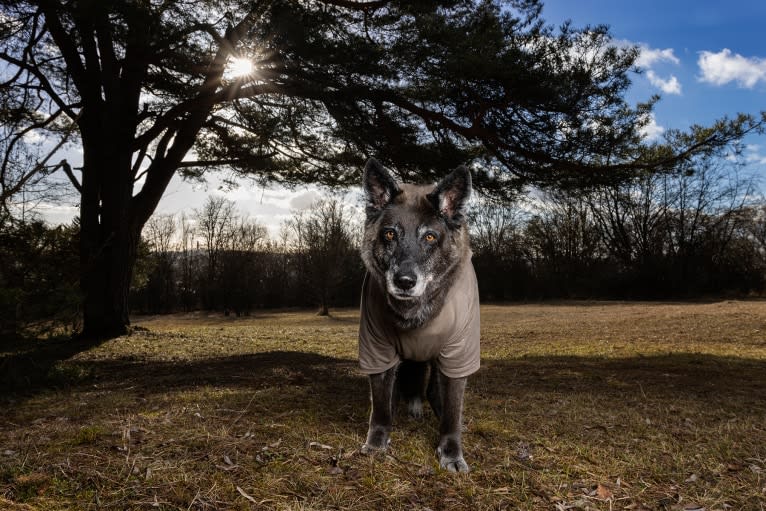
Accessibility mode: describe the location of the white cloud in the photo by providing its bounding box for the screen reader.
[624,43,683,95]
[646,70,682,95]
[698,48,766,88]
[289,190,322,211]
[636,46,680,68]
[745,144,766,165]
[640,113,665,142]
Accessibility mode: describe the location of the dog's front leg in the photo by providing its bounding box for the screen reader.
[361,364,398,453]
[436,372,470,473]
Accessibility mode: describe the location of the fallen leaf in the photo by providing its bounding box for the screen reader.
[309,441,333,451]
[596,484,613,500]
[223,454,234,466]
[685,473,698,483]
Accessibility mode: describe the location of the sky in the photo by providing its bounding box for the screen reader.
[542,0,766,142]
[37,0,766,234]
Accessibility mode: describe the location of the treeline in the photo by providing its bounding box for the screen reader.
[130,196,364,316]
[130,161,766,317]
[473,161,766,299]
[1,163,765,337]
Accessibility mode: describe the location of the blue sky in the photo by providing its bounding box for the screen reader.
[542,0,766,141]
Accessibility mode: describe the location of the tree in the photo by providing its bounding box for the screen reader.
[194,196,237,309]
[176,212,201,311]
[585,128,762,296]
[218,216,267,315]
[287,199,359,316]
[2,0,760,337]
[141,213,178,312]
[525,192,604,297]
[0,217,80,339]
[469,198,531,300]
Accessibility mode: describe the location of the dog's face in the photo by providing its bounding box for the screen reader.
[361,158,472,327]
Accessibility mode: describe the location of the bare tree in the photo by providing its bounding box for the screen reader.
[587,173,668,269]
[140,214,178,312]
[195,196,237,309]
[229,217,267,253]
[525,192,604,297]
[220,217,268,315]
[469,197,531,300]
[286,199,359,316]
[144,214,176,257]
[176,213,199,311]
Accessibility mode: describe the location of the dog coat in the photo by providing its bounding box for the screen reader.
[358,259,481,379]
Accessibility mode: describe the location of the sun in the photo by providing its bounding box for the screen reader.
[229,57,254,78]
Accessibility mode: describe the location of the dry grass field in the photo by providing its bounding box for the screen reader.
[1,301,765,510]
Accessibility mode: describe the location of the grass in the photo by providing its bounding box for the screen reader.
[1,301,765,510]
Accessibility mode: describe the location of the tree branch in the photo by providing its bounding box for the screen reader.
[318,0,390,9]
[0,51,80,119]
[37,0,89,96]
[0,114,81,205]
[59,159,82,192]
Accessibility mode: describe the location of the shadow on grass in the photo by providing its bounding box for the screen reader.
[1,349,366,414]
[473,354,766,414]
[0,335,105,392]
[4,346,766,417]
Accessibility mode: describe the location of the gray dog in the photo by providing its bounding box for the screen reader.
[358,158,481,472]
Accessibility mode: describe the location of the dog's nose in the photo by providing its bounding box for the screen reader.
[394,273,417,290]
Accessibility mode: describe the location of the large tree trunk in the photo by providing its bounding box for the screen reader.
[78,114,143,339]
[80,224,140,338]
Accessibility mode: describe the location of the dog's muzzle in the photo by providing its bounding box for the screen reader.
[386,263,428,299]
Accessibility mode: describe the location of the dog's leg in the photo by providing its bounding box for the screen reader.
[426,360,442,418]
[436,371,470,473]
[361,364,398,453]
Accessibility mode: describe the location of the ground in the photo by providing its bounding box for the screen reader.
[1,301,765,510]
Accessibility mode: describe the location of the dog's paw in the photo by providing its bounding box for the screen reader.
[407,397,423,419]
[436,443,470,473]
[360,439,389,455]
[361,427,390,454]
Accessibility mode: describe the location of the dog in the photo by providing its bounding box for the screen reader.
[357,158,481,473]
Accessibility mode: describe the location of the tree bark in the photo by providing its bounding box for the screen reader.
[78,108,143,339]
[80,223,140,338]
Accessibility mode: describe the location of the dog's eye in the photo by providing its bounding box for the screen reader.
[424,233,437,243]
[384,230,396,241]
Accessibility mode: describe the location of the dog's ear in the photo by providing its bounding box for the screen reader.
[363,158,400,215]
[428,165,472,225]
